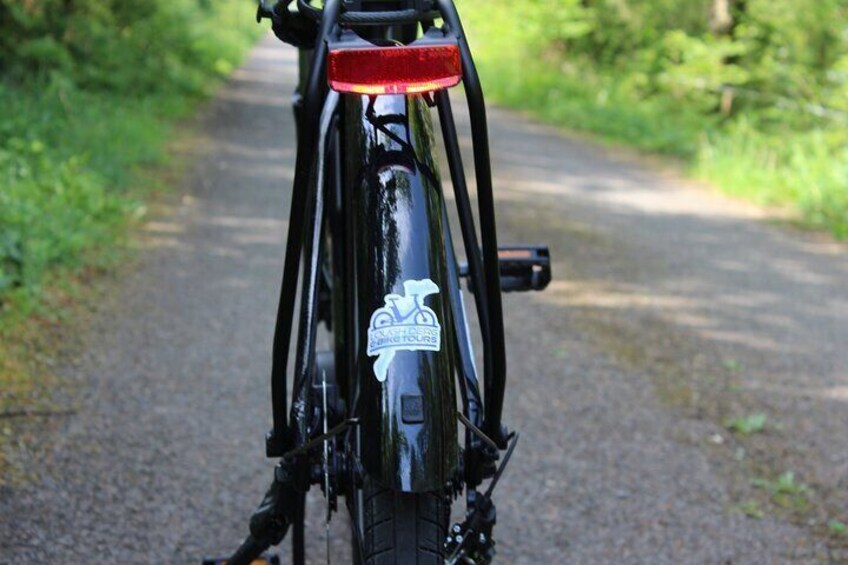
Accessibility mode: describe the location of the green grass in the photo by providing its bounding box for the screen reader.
[459,1,848,238]
[737,499,765,520]
[0,1,262,313]
[753,471,812,511]
[829,519,848,537]
[473,56,710,158]
[0,1,263,417]
[1,86,151,305]
[696,124,848,237]
[725,413,768,435]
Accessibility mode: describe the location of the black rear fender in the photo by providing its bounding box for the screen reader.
[344,93,458,493]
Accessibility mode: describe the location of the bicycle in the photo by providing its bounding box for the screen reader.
[207,1,551,563]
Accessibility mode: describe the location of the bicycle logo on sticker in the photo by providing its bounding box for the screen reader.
[367,278,442,382]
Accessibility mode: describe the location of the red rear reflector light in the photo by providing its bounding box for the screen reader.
[328,44,462,95]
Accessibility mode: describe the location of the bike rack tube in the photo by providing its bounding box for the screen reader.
[436,91,486,427]
[436,0,509,447]
[269,0,508,454]
[290,91,339,450]
[267,0,342,457]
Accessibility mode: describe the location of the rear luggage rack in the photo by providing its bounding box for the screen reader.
[460,245,551,292]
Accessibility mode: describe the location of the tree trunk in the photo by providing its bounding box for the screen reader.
[710,0,747,116]
[710,0,746,38]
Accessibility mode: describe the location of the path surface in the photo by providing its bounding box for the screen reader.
[2,35,846,563]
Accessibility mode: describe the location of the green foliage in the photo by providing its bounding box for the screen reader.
[829,519,848,537]
[737,499,764,519]
[753,471,811,511]
[725,412,768,435]
[0,0,256,93]
[0,0,261,306]
[0,84,150,296]
[460,0,848,236]
[698,122,848,236]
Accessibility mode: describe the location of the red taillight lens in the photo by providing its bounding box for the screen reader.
[327,44,462,95]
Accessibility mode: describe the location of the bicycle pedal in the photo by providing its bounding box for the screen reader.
[201,555,280,565]
[460,245,551,292]
[496,245,551,292]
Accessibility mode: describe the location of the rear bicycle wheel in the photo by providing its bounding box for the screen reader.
[351,476,449,564]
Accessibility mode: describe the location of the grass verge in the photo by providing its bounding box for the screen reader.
[459,2,848,238]
[1,3,262,419]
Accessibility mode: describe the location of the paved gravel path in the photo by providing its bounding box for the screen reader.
[2,36,846,563]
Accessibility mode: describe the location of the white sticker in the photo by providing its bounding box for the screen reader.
[367,278,442,382]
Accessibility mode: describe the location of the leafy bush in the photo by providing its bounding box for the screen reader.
[460,0,848,235]
[0,0,254,92]
[0,0,261,306]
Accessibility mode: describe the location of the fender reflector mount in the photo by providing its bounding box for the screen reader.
[328,44,462,95]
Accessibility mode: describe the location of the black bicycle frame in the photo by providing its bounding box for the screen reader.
[216,0,542,562]
[266,0,509,478]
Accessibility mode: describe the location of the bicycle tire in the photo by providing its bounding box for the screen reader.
[357,476,448,565]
